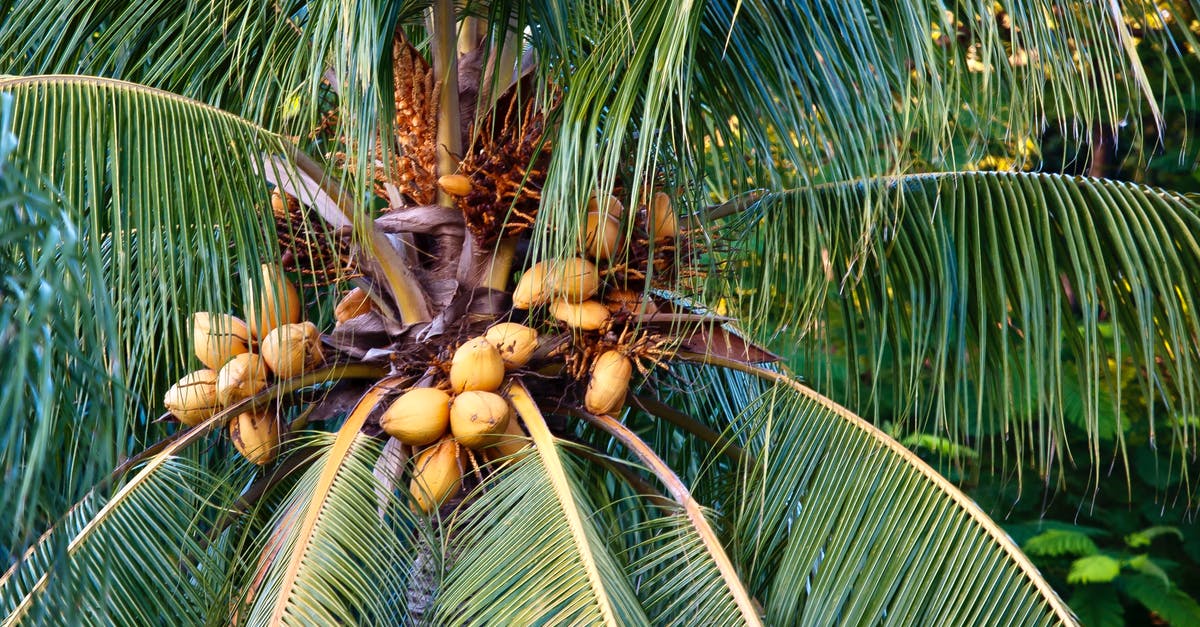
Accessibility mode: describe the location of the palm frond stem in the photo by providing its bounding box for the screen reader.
[577,409,765,626]
[675,351,1076,624]
[571,447,676,510]
[268,374,409,624]
[629,393,746,465]
[286,149,432,325]
[507,380,623,627]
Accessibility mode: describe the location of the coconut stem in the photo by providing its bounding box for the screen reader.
[429,0,466,288]
[288,148,431,324]
[485,236,517,292]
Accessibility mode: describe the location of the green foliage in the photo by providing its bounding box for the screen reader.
[1067,555,1122,584]
[1024,530,1100,559]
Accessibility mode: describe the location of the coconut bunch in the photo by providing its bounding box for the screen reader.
[162,264,325,465]
[379,323,538,512]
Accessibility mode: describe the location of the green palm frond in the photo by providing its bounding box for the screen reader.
[0,0,428,134]
[0,147,121,546]
[0,456,240,625]
[676,357,1074,625]
[432,388,649,625]
[431,453,649,625]
[724,172,1200,485]
[241,381,417,625]
[0,75,337,537]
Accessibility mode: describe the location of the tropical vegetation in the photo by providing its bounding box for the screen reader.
[3,1,1200,625]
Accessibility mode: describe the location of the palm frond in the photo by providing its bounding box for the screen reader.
[241,379,416,625]
[0,138,121,548]
[510,0,1184,265]
[431,386,648,625]
[676,356,1074,625]
[0,75,343,538]
[0,454,240,625]
[724,172,1200,486]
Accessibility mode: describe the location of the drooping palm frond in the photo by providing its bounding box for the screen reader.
[0,365,384,625]
[430,386,649,625]
[722,172,1200,488]
[0,76,343,543]
[506,0,1185,265]
[663,356,1075,625]
[0,135,121,548]
[0,453,241,625]
[0,0,430,145]
[238,380,418,625]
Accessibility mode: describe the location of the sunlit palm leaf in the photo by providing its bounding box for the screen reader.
[432,387,649,626]
[0,75,330,537]
[516,0,1180,263]
[726,172,1200,486]
[241,380,417,625]
[0,456,239,625]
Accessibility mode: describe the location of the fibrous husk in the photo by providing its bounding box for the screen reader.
[382,387,452,446]
[585,350,632,415]
[450,390,511,449]
[604,288,658,316]
[550,299,611,331]
[229,409,280,465]
[449,337,505,393]
[483,322,539,369]
[411,438,463,514]
[163,369,221,427]
[260,321,324,379]
[245,264,302,340]
[216,353,269,406]
[191,312,250,370]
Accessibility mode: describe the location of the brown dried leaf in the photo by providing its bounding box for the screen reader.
[680,323,779,364]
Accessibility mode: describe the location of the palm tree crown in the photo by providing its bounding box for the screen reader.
[2,1,1199,624]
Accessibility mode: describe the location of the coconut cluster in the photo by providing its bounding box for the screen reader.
[163,264,324,465]
[506,192,676,418]
[380,322,538,512]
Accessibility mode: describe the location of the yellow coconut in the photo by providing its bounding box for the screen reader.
[381,387,452,446]
[260,322,324,379]
[411,438,463,513]
[488,414,531,461]
[334,287,373,324]
[584,350,632,415]
[512,261,552,309]
[245,264,302,340]
[191,312,251,370]
[579,197,623,263]
[550,299,611,331]
[648,191,678,242]
[450,390,511,449]
[216,353,269,406]
[438,174,473,196]
[163,369,221,427]
[449,337,506,393]
[483,323,539,369]
[229,409,280,465]
[547,258,600,303]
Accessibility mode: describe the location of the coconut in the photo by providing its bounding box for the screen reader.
[450,391,511,449]
[382,387,452,446]
[163,369,221,426]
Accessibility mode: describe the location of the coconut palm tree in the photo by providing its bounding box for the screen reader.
[2,0,1199,624]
